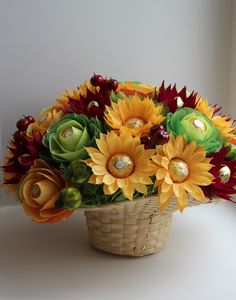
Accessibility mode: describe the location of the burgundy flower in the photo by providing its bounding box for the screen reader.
[67,74,119,120]
[156,81,198,112]
[203,147,236,202]
[2,125,43,185]
[69,87,111,120]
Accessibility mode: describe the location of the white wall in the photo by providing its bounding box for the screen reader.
[228,0,236,118]
[0,0,232,204]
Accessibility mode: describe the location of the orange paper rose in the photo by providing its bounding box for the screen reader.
[117,81,155,97]
[19,159,72,223]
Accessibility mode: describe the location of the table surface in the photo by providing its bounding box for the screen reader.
[0,201,236,300]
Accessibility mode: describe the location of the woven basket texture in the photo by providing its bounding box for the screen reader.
[84,196,211,256]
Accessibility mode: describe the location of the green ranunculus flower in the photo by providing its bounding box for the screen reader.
[43,113,106,162]
[166,108,222,154]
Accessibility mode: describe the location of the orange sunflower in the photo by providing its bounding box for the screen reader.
[151,135,214,211]
[105,95,165,136]
[85,131,156,200]
[196,98,235,139]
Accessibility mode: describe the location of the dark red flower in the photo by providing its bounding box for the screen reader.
[2,130,42,185]
[68,87,111,120]
[156,81,198,112]
[203,147,236,202]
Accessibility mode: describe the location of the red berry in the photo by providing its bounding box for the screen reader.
[16,118,30,131]
[16,116,35,131]
[105,78,119,91]
[140,135,155,149]
[150,125,165,137]
[149,125,170,145]
[25,116,35,124]
[111,79,118,91]
[154,131,170,145]
[104,79,113,91]
[90,74,105,87]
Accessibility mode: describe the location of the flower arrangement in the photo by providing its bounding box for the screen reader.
[2,74,236,226]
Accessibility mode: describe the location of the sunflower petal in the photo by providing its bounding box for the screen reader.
[151,155,162,166]
[164,173,173,184]
[161,157,169,169]
[161,180,172,192]
[103,184,112,195]
[108,182,119,194]
[96,139,110,157]
[117,178,128,188]
[92,165,106,175]
[158,187,173,212]
[134,183,147,195]
[188,174,213,186]
[88,175,96,184]
[177,189,188,212]
[103,173,115,185]
[88,152,106,165]
[155,168,167,180]
[173,183,184,198]
[181,142,196,160]
[184,182,205,201]
[122,181,135,200]
[174,136,184,156]
[188,150,206,164]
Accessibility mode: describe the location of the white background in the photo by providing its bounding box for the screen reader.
[228,0,236,117]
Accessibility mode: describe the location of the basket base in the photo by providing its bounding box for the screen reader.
[84,197,173,257]
[89,242,168,257]
[87,220,172,257]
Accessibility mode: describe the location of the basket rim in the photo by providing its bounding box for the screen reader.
[82,195,216,212]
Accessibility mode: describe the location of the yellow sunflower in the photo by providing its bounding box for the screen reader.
[85,131,156,200]
[105,95,165,136]
[151,135,214,211]
[196,98,235,139]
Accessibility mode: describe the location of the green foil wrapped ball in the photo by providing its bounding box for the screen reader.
[166,108,222,154]
[227,143,236,160]
[43,113,104,162]
[64,160,91,186]
[56,187,82,210]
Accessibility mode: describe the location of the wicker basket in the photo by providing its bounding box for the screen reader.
[84,196,210,257]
